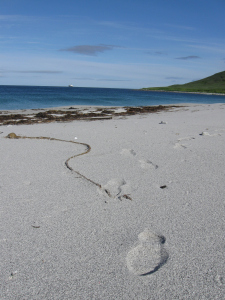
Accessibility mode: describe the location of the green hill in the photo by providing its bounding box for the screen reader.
[143,71,225,94]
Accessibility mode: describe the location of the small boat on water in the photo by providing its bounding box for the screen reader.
[68,84,74,87]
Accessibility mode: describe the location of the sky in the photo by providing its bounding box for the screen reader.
[0,0,225,88]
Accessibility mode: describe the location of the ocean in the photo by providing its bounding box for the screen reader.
[1,85,225,110]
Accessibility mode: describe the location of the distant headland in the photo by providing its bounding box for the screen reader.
[142,71,225,94]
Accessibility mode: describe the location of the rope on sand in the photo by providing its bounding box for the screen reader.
[6,132,132,200]
[6,132,102,188]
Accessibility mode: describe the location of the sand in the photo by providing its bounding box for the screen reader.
[0,103,225,299]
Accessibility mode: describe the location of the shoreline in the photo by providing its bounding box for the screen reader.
[141,89,225,96]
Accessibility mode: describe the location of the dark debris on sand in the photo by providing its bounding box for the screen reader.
[0,105,178,126]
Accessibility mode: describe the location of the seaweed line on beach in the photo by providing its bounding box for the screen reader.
[5,132,131,200]
[0,105,176,126]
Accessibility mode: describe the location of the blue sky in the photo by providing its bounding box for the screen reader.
[0,0,225,88]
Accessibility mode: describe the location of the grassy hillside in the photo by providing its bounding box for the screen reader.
[143,71,225,94]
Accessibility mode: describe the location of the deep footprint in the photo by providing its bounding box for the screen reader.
[126,229,168,276]
[98,178,132,200]
[139,159,158,169]
[120,149,136,157]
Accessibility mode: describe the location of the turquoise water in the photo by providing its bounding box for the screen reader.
[1,85,225,110]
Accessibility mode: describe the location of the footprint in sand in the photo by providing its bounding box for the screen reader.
[214,273,225,288]
[120,148,136,157]
[23,180,31,186]
[174,130,223,150]
[98,178,132,200]
[173,136,195,149]
[121,149,158,170]
[126,229,168,275]
[139,159,158,170]
[199,131,222,137]
[173,142,187,149]
[199,131,211,136]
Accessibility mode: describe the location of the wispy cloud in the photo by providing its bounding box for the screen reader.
[97,79,131,82]
[175,56,201,60]
[148,34,200,44]
[72,77,131,82]
[155,51,167,55]
[72,77,94,80]
[98,21,162,34]
[0,14,53,23]
[146,51,168,55]
[60,44,118,56]
[0,15,21,21]
[10,70,63,74]
[0,15,39,22]
[98,21,128,30]
[165,76,185,80]
[26,41,40,44]
[164,23,195,31]
[188,44,225,54]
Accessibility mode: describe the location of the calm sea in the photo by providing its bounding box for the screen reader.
[1,85,225,110]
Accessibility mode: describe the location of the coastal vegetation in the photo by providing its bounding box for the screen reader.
[143,71,225,94]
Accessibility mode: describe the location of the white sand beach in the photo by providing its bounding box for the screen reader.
[0,103,225,299]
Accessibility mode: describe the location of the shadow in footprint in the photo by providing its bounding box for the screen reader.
[139,159,158,170]
[98,178,132,200]
[120,148,136,157]
[126,229,168,276]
